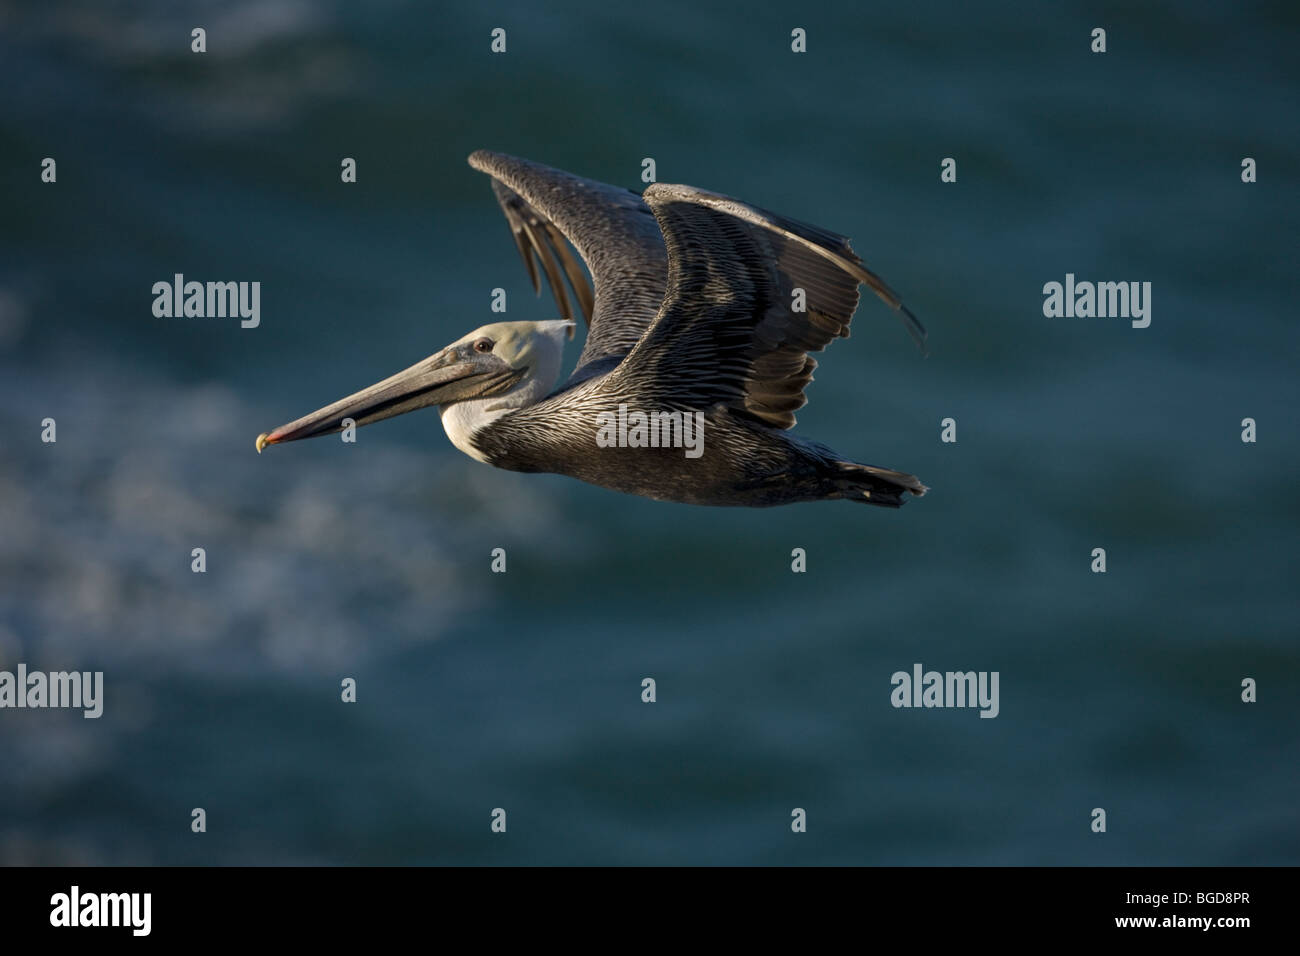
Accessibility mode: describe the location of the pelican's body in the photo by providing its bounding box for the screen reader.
[454,374,908,507]
[258,152,928,508]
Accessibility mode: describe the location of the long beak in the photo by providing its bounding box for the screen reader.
[256,350,519,452]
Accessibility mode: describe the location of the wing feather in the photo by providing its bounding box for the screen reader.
[469,151,669,375]
[611,183,925,428]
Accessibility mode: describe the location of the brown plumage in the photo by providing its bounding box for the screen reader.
[257,151,929,508]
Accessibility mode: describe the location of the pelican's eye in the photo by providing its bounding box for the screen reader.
[473,337,494,354]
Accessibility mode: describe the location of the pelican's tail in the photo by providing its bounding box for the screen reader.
[828,460,928,508]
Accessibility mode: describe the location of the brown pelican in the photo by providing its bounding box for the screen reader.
[256,151,929,507]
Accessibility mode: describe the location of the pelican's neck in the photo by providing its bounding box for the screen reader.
[438,368,554,463]
[438,320,570,463]
[438,402,497,462]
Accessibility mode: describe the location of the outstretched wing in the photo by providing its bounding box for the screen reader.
[610,183,926,429]
[468,150,669,378]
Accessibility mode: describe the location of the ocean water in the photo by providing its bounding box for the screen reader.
[0,0,1296,864]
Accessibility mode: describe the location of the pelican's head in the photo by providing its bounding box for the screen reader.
[255,319,574,452]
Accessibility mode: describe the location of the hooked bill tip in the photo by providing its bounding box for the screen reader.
[255,432,271,454]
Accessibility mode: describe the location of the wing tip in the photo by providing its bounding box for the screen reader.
[467,148,500,171]
[898,302,929,356]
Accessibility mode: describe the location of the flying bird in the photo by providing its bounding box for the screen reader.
[256,151,929,507]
